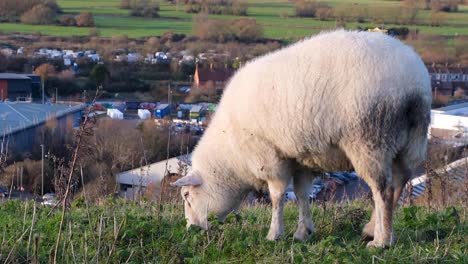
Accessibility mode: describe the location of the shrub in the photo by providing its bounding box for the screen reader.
[0,0,41,21]
[184,0,248,16]
[128,0,159,17]
[75,12,94,27]
[428,10,447,26]
[430,0,458,12]
[120,0,131,9]
[231,0,248,16]
[315,6,332,21]
[59,14,76,26]
[43,0,62,13]
[230,18,263,42]
[193,14,262,42]
[294,0,317,17]
[20,4,56,25]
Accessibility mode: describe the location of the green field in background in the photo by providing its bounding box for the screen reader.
[0,0,467,39]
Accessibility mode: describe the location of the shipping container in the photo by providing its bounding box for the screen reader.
[138,109,151,120]
[155,104,171,119]
[107,109,124,119]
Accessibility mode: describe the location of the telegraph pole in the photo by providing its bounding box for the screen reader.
[41,144,44,196]
[41,80,45,104]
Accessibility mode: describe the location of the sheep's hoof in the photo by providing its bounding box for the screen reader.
[366,239,392,248]
[293,225,314,241]
[266,230,283,241]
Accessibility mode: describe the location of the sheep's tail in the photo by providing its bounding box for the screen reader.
[401,95,431,168]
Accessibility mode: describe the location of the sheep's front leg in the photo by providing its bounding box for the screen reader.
[293,171,314,241]
[266,180,288,241]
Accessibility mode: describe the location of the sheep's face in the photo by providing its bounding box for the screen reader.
[180,185,210,229]
[171,172,211,229]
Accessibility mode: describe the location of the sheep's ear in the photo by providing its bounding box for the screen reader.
[171,172,203,187]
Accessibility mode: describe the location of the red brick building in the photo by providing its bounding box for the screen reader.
[193,64,234,89]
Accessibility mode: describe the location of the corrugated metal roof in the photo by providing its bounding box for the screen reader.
[156,103,170,110]
[0,73,32,80]
[117,154,191,187]
[399,157,468,203]
[0,102,84,136]
[190,105,203,112]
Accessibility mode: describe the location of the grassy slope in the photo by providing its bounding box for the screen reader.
[0,0,467,39]
[0,198,466,263]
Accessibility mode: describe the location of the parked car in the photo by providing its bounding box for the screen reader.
[41,193,58,206]
[0,186,8,197]
[331,172,349,184]
[285,191,297,202]
[347,171,358,180]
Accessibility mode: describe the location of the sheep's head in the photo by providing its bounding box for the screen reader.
[172,170,244,230]
[171,171,212,229]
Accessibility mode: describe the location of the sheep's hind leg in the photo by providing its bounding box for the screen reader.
[343,144,395,247]
[362,157,412,241]
[293,169,315,241]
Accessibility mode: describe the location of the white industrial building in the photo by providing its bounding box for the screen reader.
[117,154,191,199]
[430,103,468,141]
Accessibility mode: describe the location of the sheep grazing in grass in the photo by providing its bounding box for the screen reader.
[172,30,431,247]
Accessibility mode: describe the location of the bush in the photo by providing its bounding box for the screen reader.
[0,0,42,21]
[230,18,263,42]
[294,0,317,17]
[232,0,248,16]
[120,0,131,9]
[20,4,56,25]
[75,12,94,27]
[184,0,248,16]
[43,0,61,13]
[128,0,159,17]
[59,14,76,26]
[315,6,332,20]
[431,0,458,12]
[193,14,262,42]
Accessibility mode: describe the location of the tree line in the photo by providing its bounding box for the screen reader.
[0,0,94,26]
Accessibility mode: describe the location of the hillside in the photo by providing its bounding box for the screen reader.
[0,0,468,39]
[0,198,466,263]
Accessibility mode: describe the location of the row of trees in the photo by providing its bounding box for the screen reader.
[184,0,248,16]
[192,14,263,42]
[0,0,94,26]
[120,0,160,17]
[293,0,463,26]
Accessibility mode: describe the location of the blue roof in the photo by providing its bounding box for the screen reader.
[0,102,84,136]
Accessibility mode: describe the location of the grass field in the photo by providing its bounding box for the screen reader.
[0,0,468,39]
[0,198,466,263]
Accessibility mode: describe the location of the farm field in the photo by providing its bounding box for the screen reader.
[0,198,466,263]
[0,0,467,39]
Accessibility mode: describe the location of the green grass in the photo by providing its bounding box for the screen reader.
[0,198,466,263]
[0,0,467,39]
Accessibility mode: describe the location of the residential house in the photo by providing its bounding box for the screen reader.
[193,64,234,89]
[428,64,468,98]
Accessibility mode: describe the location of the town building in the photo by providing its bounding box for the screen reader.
[0,73,40,102]
[430,102,468,143]
[117,154,191,200]
[193,64,234,89]
[428,65,468,100]
[0,102,84,154]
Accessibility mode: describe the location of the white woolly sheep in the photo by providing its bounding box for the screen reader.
[172,30,431,248]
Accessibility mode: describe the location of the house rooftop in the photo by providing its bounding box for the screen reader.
[0,73,32,80]
[0,102,84,136]
[156,103,170,110]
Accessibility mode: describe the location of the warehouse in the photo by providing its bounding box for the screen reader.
[0,73,40,101]
[0,102,84,154]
